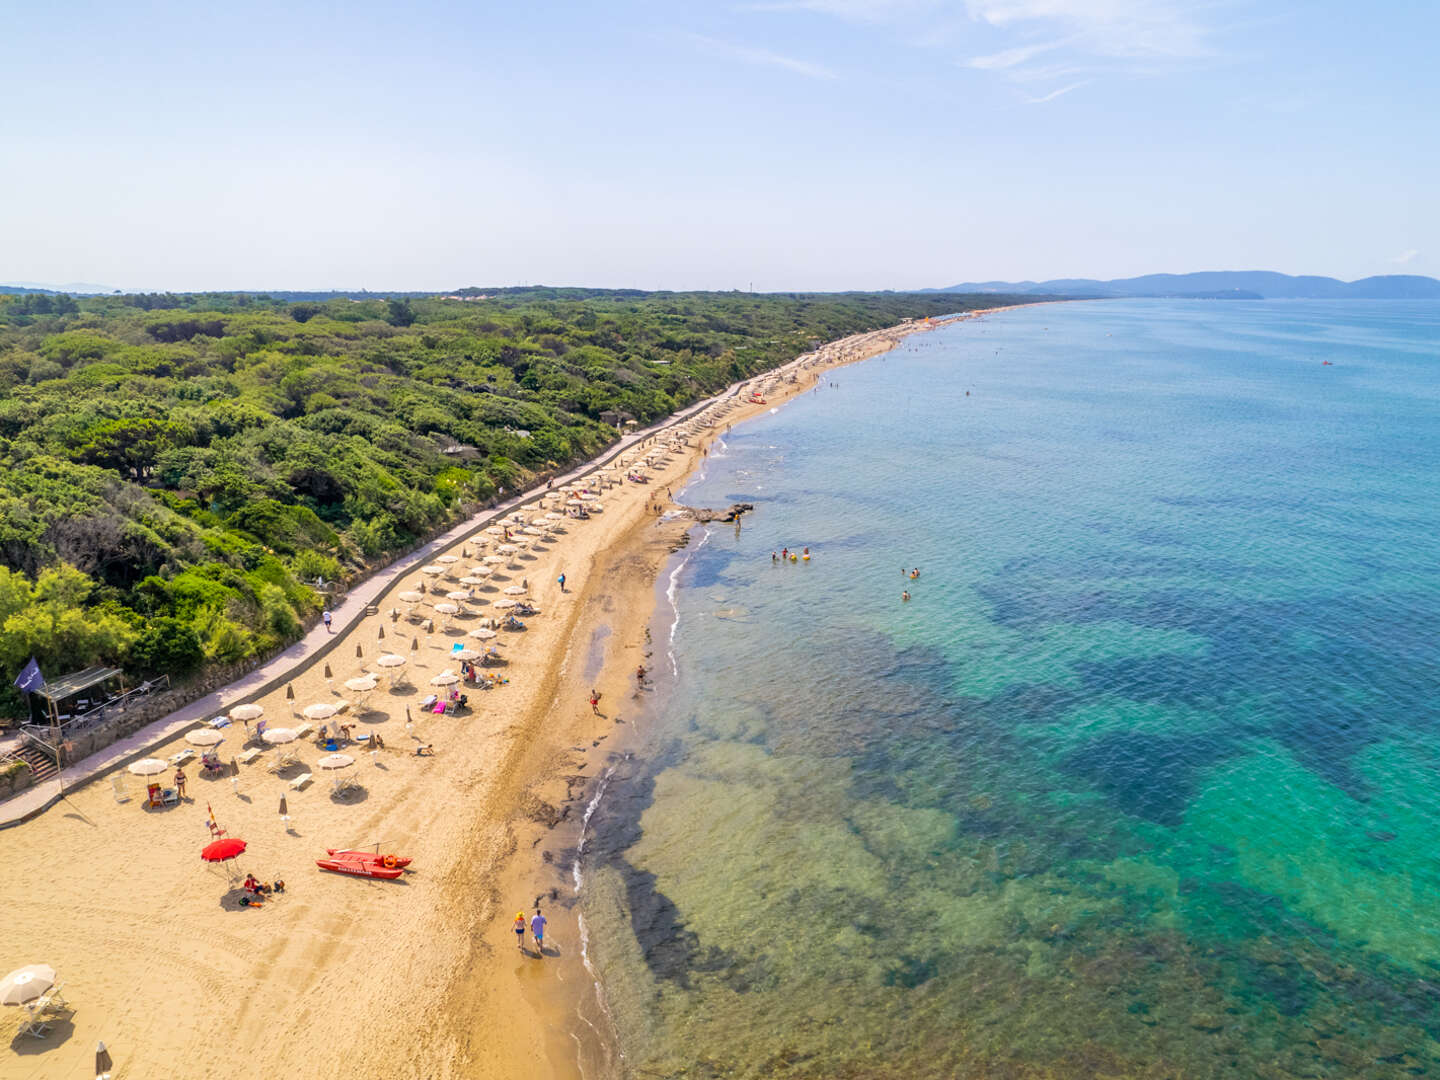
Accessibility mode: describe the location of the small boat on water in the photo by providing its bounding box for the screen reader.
[316,848,411,879]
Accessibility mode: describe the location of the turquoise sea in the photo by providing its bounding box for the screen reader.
[580,300,1440,1079]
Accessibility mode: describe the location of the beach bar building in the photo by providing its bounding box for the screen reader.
[27,666,125,726]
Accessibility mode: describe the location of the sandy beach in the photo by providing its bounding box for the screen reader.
[0,310,1007,1079]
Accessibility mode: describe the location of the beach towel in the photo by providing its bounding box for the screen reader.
[432,701,446,714]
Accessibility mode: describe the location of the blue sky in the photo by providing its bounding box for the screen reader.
[1,0,1434,291]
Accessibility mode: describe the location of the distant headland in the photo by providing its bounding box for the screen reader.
[927,271,1440,301]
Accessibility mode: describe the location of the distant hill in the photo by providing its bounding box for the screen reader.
[929,272,1440,300]
[1,281,117,295]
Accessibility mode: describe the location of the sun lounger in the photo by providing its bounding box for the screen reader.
[293,722,313,738]
[237,748,262,765]
[209,715,231,728]
[169,748,195,765]
[110,774,130,803]
[17,1005,50,1039]
[289,772,312,791]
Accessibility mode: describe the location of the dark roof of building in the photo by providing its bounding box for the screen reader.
[32,666,124,703]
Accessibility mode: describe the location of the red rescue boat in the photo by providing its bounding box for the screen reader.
[315,848,411,879]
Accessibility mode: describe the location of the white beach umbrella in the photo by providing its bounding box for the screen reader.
[503,585,526,595]
[430,671,460,687]
[458,576,487,586]
[419,564,445,577]
[522,526,545,536]
[397,591,424,603]
[566,498,583,506]
[482,555,505,565]
[263,726,299,744]
[433,602,459,615]
[185,729,224,747]
[127,758,167,776]
[485,525,505,536]
[446,590,471,601]
[375,654,407,669]
[579,492,597,501]
[469,628,497,641]
[452,647,481,661]
[230,704,264,722]
[0,964,55,1006]
[317,753,354,771]
[344,676,378,692]
[544,512,564,521]
[302,703,339,721]
[437,554,460,564]
[492,599,517,610]
[496,544,518,554]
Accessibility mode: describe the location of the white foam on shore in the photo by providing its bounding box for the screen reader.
[571,763,622,1076]
[666,529,710,677]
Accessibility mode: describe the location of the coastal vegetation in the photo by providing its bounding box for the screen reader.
[0,287,1009,717]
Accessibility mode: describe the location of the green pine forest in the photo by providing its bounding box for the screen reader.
[0,287,1015,719]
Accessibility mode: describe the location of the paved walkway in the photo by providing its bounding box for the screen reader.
[0,387,739,828]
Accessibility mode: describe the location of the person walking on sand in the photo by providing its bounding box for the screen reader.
[590,690,602,714]
[322,609,333,632]
[557,573,566,592]
[514,911,527,952]
[531,909,548,956]
[636,664,647,687]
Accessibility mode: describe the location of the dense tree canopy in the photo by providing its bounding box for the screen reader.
[0,286,1021,718]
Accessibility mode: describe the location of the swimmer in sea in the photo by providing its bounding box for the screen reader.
[902,591,910,602]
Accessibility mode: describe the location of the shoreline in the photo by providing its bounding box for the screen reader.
[476,305,1029,1078]
[0,305,1024,1080]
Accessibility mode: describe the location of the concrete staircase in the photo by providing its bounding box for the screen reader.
[14,744,57,784]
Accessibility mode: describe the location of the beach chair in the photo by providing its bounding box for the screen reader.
[289,772,312,791]
[170,748,195,765]
[35,985,70,1016]
[147,783,163,808]
[293,722,313,739]
[161,787,179,806]
[237,748,262,766]
[17,1005,50,1039]
[110,774,130,803]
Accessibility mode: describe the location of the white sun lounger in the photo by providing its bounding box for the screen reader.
[289,772,313,791]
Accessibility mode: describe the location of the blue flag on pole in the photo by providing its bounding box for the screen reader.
[14,657,45,693]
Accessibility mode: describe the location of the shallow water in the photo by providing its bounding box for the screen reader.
[582,300,1440,1078]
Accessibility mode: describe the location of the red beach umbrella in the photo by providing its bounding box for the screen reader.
[201,838,247,863]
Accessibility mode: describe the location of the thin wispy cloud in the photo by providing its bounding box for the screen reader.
[1390,249,1420,265]
[742,0,1231,101]
[1023,79,1090,102]
[686,32,839,79]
